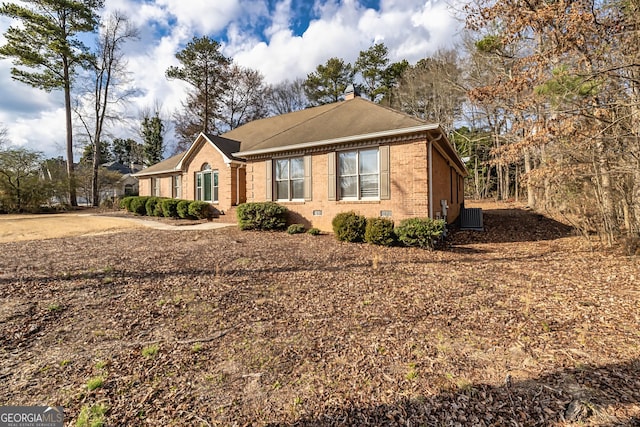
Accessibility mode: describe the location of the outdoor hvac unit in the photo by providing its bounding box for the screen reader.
[460,207,484,231]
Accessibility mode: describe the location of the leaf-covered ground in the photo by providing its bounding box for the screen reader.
[1,204,639,426]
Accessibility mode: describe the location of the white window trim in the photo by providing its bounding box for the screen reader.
[195,169,219,203]
[338,148,380,201]
[151,177,160,197]
[173,175,181,199]
[275,157,305,202]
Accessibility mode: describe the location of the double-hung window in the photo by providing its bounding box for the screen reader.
[195,164,218,203]
[151,177,160,197]
[172,175,181,198]
[275,157,304,201]
[338,148,379,199]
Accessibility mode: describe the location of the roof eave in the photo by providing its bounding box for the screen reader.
[234,124,441,158]
[132,168,180,177]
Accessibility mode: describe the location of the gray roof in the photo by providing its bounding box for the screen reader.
[136,97,467,176]
[133,151,186,177]
[224,97,426,154]
[101,161,143,175]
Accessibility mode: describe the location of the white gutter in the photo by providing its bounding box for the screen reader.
[428,132,444,219]
[132,168,180,177]
[234,123,441,157]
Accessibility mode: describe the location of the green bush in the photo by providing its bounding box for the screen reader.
[119,196,135,212]
[130,196,150,215]
[177,200,192,219]
[307,227,321,236]
[395,217,446,250]
[365,217,396,246]
[188,201,215,220]
[145,197,161,216]
[332,211,366,242]
[237,202,288,231]
[287,224,306,234]
[161,199,180,218]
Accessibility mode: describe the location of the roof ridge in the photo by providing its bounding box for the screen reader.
[239,101,346,151]
[356,97,427,123]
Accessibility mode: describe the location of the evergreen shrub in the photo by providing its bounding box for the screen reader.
[188,201,215,220]
[145,197,161,216]
[177,200,192,219]
[287,224,306,234]
[395,217,446,250]
[365,217,396,246]
[332,211,366,242]
[161,199,180,218]
[130,196,150,215]
[236,202,287,230]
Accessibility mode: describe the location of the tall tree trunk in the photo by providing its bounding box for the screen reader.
[505,164,510,200]
[64,59,78,207]
[515,163,519,202]
[633,164,640,233]
[91,143,100,206]
[524,148,535,208]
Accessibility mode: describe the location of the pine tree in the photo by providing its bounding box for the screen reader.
[141,112,164,166]
[0,0,104,206]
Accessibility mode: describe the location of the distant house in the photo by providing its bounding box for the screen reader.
[101,161,143,199]
[134,89,467,230]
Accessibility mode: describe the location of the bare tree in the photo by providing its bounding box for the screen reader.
[76,11,137,206]
[391,50,466,133]
[218,64,269,131]
[266,78,308,115]
[0,124,8,150]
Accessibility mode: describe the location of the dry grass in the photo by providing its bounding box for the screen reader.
[0,203,639,426]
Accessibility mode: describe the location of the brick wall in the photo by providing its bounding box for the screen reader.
[245,139,466,231]
[184,141,241,213]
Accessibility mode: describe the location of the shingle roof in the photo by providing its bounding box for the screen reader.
[133,151,186,177]
[101,161,143,174]
[201,133,242,162]
[225,97,426,154]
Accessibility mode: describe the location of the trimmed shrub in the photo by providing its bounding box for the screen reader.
[177,200,192,219]
[119,196,135,212]
[188,201,215,220]
[395,217,446,250]
[365,217,396,246]
[161,199,180,218]
[332,211,366,243]
[130,196,150,215]
[237,202,288,231]
[307,227,321,236]
[145,197,161,216]
[287,224,306,234]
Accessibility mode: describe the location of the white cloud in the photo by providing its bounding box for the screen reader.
[0,0,465,159]
[155,0,242,35]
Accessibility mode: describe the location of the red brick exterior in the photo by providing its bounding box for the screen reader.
[137,139,246,215]
[139,136,464,230]
[246,138,465,231]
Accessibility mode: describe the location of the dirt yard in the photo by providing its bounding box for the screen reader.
[0,203,639,426]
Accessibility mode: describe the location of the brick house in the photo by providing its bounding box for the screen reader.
[135,90,467,231]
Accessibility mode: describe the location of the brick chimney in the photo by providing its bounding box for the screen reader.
[344,83,360,100]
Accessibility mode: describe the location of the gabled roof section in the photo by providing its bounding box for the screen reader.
[177,133,242,170]
[101,161,143,175]
[133,151,186,177]
[226,97,425,154]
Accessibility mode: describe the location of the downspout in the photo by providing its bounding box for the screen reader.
[428,133,444,219]
[236,165,240,205]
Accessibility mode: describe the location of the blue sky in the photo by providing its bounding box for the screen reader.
[0,0,464,158]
